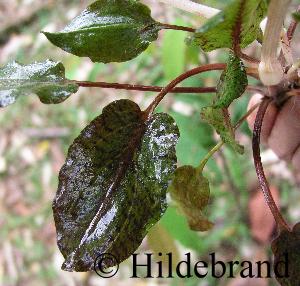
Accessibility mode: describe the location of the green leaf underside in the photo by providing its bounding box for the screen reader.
[43,0,160,63]
[271,223,300,286]
[214,53,248,109]
[201,107,243,154]
[169,165,213,232]
[189,0,267,52]
[53,99,179,272]
[0,60,78,108]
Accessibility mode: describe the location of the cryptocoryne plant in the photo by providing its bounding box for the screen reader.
[1,0,300,284]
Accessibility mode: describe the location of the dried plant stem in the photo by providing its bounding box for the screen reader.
[157,0,219,18]
[252,98,290,231]
[258,0,291,85]
[287,5,300,42]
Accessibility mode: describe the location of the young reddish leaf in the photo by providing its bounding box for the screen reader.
[271,223,300,286]
[201,107,244,154]
[53,99,179,271]
[189,0,267,52]
[168,165,213,232]
[0,60,78,107]
[213,53,248,109]
[43,0,161,63]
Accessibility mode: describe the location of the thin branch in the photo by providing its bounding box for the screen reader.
[75,80,216,94]
[287,5,300,42]
[236,50,260,65]
[252,97,290,231]
[143,63,226,118]
[246,85,267,96]
[157,0,220,18]
[160,23,195,33]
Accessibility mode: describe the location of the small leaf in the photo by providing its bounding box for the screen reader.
[43,0,161,63]
[168,165,213,232]
[293,12,300,22]
[189,0,267,52]
[271,223,300,286]
[53,99,179,271]
[0,60,78,108]
[201,107,244,154]
[213,53,248,109]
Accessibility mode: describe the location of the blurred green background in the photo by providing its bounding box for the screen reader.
[0,1,300,286]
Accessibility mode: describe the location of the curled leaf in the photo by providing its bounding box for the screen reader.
[271,223,300,286]
[43,0,161,63]
[189,0,267,52]
[213,53,248,109]
[168,165,213,232]
[53,99,179,271]
[201,107,244,154]
[0,60,78,107]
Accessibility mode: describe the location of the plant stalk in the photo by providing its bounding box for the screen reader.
[252,98,290,231]
[157,0,220,18]
[258,0,291,86]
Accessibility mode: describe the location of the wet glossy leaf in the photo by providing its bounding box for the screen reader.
[189,0,267,52]
[201,107,244,154]
[0,60,78,107]
[271,223,300,286]
[43,0,161,63]
[213,53,248,109]
[53,99,179,271]
[168,165,213,232]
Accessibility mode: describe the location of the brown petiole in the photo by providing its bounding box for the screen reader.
[252,97,291,232]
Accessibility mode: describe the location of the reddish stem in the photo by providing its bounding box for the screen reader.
[287,5,300,42]
[75,81,216,94]
[144,63,226,117]
[252,98,290,231]
[160,23,196,33]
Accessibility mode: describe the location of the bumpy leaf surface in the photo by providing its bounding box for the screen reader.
[53,99,179,271]
[213,53,248,108]
[271,223,300,286]
[43,0,161,63]
[189,0,267,51]
[168,165,213,231]
[0,60,78,107]
[201,53,245,154]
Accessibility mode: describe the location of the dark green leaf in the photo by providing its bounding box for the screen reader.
[293,12,300,22]
[201,107,244,154]
[0,60,78,107]
[43,0,161,63]
[271,223,300,286]
[168,165,213,231]
[213,53,248,109]
[189,0,267,52]
[53,99,179,271]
